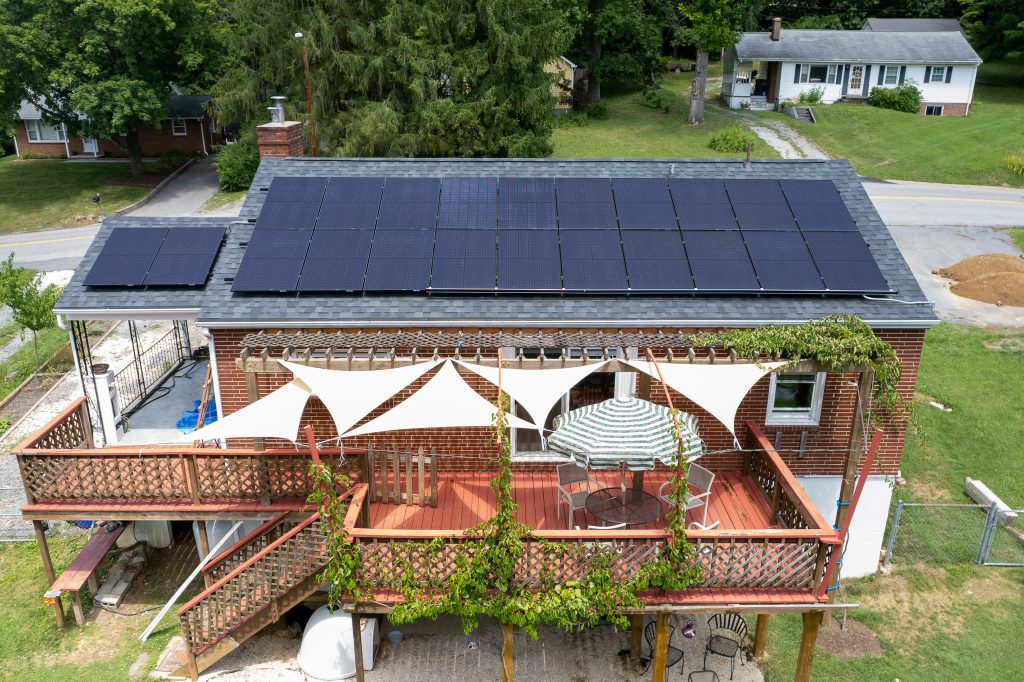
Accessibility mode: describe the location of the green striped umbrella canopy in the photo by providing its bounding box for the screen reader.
[547,397,704,471]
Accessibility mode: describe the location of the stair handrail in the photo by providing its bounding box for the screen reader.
[200,511,293,577]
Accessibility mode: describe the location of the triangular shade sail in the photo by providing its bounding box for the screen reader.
[454,359,611,426]
[342,361,537,438]
[626,360,787,437]
[282,359,442,436]
[183,380,310,443]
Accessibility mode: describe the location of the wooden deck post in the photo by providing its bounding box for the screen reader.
[501,621,514,682]
[34,521,56,585]
[195,521,213,588]
[652,612,670,681]
[753,614,769,660]
[629,615,644,659]
[351,612,365,682]
[246,373,264,451]
[794,611,822,682]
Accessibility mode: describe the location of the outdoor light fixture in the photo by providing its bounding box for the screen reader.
[682,620,696,639]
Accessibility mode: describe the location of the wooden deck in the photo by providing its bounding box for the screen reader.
[365,470,775,532]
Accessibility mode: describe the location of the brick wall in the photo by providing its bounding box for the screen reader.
[14,117,213,158]
[256,121,304,157]
[918,102,968,117]
[12,121,68,158]
[211,327,924,476]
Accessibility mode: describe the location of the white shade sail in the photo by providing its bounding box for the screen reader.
[342,361,537,438]
[626,360,787,437]
[282,359,442,436]
[183,380,311,443]
[454,359,611,426]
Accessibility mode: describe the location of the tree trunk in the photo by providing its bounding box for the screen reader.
[125,126,145,177]
[32,331,40,382]
[587,30,602,105]
[687,46,709,125]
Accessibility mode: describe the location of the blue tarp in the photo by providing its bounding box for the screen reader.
[177,398,218,433]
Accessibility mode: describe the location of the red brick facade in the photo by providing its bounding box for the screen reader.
[918,102,969,116]
[13,117,215,159]
[256,122,304,157]
[211,327,924,477]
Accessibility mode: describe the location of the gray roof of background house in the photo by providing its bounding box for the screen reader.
[735,29,982,64]
[166,95,211,119]
[862,18,965,36]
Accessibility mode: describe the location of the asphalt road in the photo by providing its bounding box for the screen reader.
[863,179,1024,227]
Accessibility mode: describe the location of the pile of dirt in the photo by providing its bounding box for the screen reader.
[816,619,884,659]
[934,253,1024,307]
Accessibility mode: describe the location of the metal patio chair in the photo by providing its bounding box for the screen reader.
[704,613,750,680]
[640,619,684,674]
[556,462,596,529]
[658,463,715,527]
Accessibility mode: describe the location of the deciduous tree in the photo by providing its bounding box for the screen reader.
[0,254,62,380]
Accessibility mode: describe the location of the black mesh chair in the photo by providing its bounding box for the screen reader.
[640,619,684,675]
[704,614,749,680]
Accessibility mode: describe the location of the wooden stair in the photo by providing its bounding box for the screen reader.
[792,106,815,123]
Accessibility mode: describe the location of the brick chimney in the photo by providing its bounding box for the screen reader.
[256,96,304,157]
[771,17,782,41]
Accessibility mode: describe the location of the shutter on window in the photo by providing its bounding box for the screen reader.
[841,64,850,96]
[946,66,953,83]
[863,66,872,96]
[924,66,932,82]
[899,66,906,84]
[877,66,885,85]
[794,64,801,83]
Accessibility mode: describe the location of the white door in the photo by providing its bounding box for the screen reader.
[848,65,865,96]
[82,137,98,154]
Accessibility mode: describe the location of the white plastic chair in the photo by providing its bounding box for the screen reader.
[658,463,715,527]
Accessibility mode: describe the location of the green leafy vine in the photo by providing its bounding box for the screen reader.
[306,462,365,605]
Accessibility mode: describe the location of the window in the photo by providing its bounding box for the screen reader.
[171,119,187,136]
[25,120,66,143]
[765,372,826,425]
[929,66,946,83]
[735,68,752,85]
[883,65,899,86]
[826,64,839,84]
[925,105,944,116]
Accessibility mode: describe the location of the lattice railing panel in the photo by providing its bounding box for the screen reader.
[748,451,811,531]
[24,402,90,450]
[205,519,298,583]
[20,454,189,501]
[195,455,348,500]
[694,538,820,589]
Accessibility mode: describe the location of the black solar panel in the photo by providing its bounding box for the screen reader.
[499,201,556,229]
[612,178,672,204]
[804,232,889,291]
[555,178,614,204]
[96,227,167,255]
[364,258,433,291]
[322,177,384,204]
[439,178,497,228]
[501,177,554,201]
[255,201,319,230]
[620,231,692,290]
[734,204,798,231]
[431,231,496,288]
[157,227,224,255]
[781,179,843,205]
[231,257,305,292]
[243,230,313,259]
[557,201,619,230]
[497,229,561,289]
[376,201,438,230]
[744,232,824,291]
[725,179,787,205]
[307,230,374,260]
[676,202,738,230]
[83,227,167,286]
[684,231,759,290]
[143,227,225,286]
[297,258,368,292]
[560,230,627,290]
[669,179,730,205]
[382,177,441,203]
[616,200,678,230]
[792,203,858,231]
[264,177,328,204]
[315,202,380,230]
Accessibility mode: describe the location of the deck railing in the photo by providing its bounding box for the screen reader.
[15,396,93,451]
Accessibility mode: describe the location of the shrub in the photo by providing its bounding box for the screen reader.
[155,150,189,172]
[637,85,677,113]
[797,86,824,104]
[708,124,758,153]
[867,81,923,113]
[551,110,590,128]
[1006,153,1024,176]
[0,417,9,435]
[581,100,608,120]
[213,133,260,191]
[18,150,52,160]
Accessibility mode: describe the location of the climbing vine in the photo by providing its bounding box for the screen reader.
[307,462,365,605]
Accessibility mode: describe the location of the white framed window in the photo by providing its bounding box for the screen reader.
[883,65,899,86]
[735,68,752,85]
[171,119,187,136]
[826,64,839,84]
[25,120,66,143]
[925,105,944,116]
[929,66,946,83]
[765,372,826,426]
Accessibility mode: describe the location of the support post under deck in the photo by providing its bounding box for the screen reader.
[501,622,514,682]
[794,611,823,682]
[753,613,769,660]
[652,612,670,681]
[351,611,365,682]
[629,615,643,659]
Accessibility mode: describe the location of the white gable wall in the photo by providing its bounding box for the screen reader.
[776,63,846,104]
[770,62,977,106]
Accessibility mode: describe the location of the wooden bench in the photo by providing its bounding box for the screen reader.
[45,524,125,626]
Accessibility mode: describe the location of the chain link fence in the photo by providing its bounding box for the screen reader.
[883,501,1024,568]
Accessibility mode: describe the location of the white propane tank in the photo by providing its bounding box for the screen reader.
[297,606,377,680]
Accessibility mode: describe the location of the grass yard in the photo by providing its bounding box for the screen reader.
[0,156,151,235]
[759,324,1024,681]
[0,326,72,403]
[551,68,778,159]
[754,56,1024,186]
[1011,228,1024,252]
[200,189,246,212]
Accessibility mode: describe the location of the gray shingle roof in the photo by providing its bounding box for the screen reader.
[184,157,935,329]
[862,18,965,36]
[166,95,211,120]
[735,29,981,64]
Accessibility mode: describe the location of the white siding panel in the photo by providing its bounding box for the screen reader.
[917,65,976,104]
[776,63,845,104]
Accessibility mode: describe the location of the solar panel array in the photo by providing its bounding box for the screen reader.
[230,176,890,294]
[84,226,225,287]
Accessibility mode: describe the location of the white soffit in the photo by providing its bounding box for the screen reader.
[342,361,536,438]
[184,380,310,442]
[454,359,610,425]
[627,360,787,436]
[282,359,442,436]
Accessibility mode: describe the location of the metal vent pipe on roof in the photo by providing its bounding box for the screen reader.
[269,96,287,123]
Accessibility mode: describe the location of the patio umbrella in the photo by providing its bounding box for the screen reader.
[546,397,704,471]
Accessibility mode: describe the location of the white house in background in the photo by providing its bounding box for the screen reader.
[723,18,982,116]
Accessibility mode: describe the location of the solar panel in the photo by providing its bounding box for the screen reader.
[231,257,305,292]
[501,177,554,202]
[144,255,219,286]
[297,257,368,292]
[243,230,313,259]
[497,229,561,289]
[307,230,374,260]
[382,177,441,203]
[676,202,738,230]
[442,177,498,201]
[668,178,729,205]
[431,231,497,289]
[558,201,620,230]
[156,227,224,254]
[804,232,890,291]
[83,227,167,286]
[733,204,798,230]
[255,201,319,230]
[376,201,438,230]
[616,200,678,230]
[555,178,614,204]
[499,177,555,229]
[264,177,328,204]
[315,202,381,230]
[683,231,759,290]
[440,178,497,228]
[744,232,824,291]
[725,179,787,205]
[95,228,167,255]
[792,203,857,231]
[781,179,843,205]
[363,230,434,290]
[620,231,692,290]
[612,178,672,204]
[322,177,384,204]
[560,230,627,290]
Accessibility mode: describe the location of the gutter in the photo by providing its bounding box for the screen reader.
[54,307,200,321]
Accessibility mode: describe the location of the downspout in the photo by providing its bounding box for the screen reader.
[965,64,978,116]
[12,129,20,158]
[198,117,208,155]
[200,328,226,447]
[61,122,71,158]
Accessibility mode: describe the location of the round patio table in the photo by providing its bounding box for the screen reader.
[584,487,662,526]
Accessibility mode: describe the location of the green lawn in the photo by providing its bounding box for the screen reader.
[759,324,1024,681]
[200,188,246,212]
[0,156,150,235]
[754,56,1024,186]
[1011,228,1024,252]
[551,69,778,159]
[0,326,73,403]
